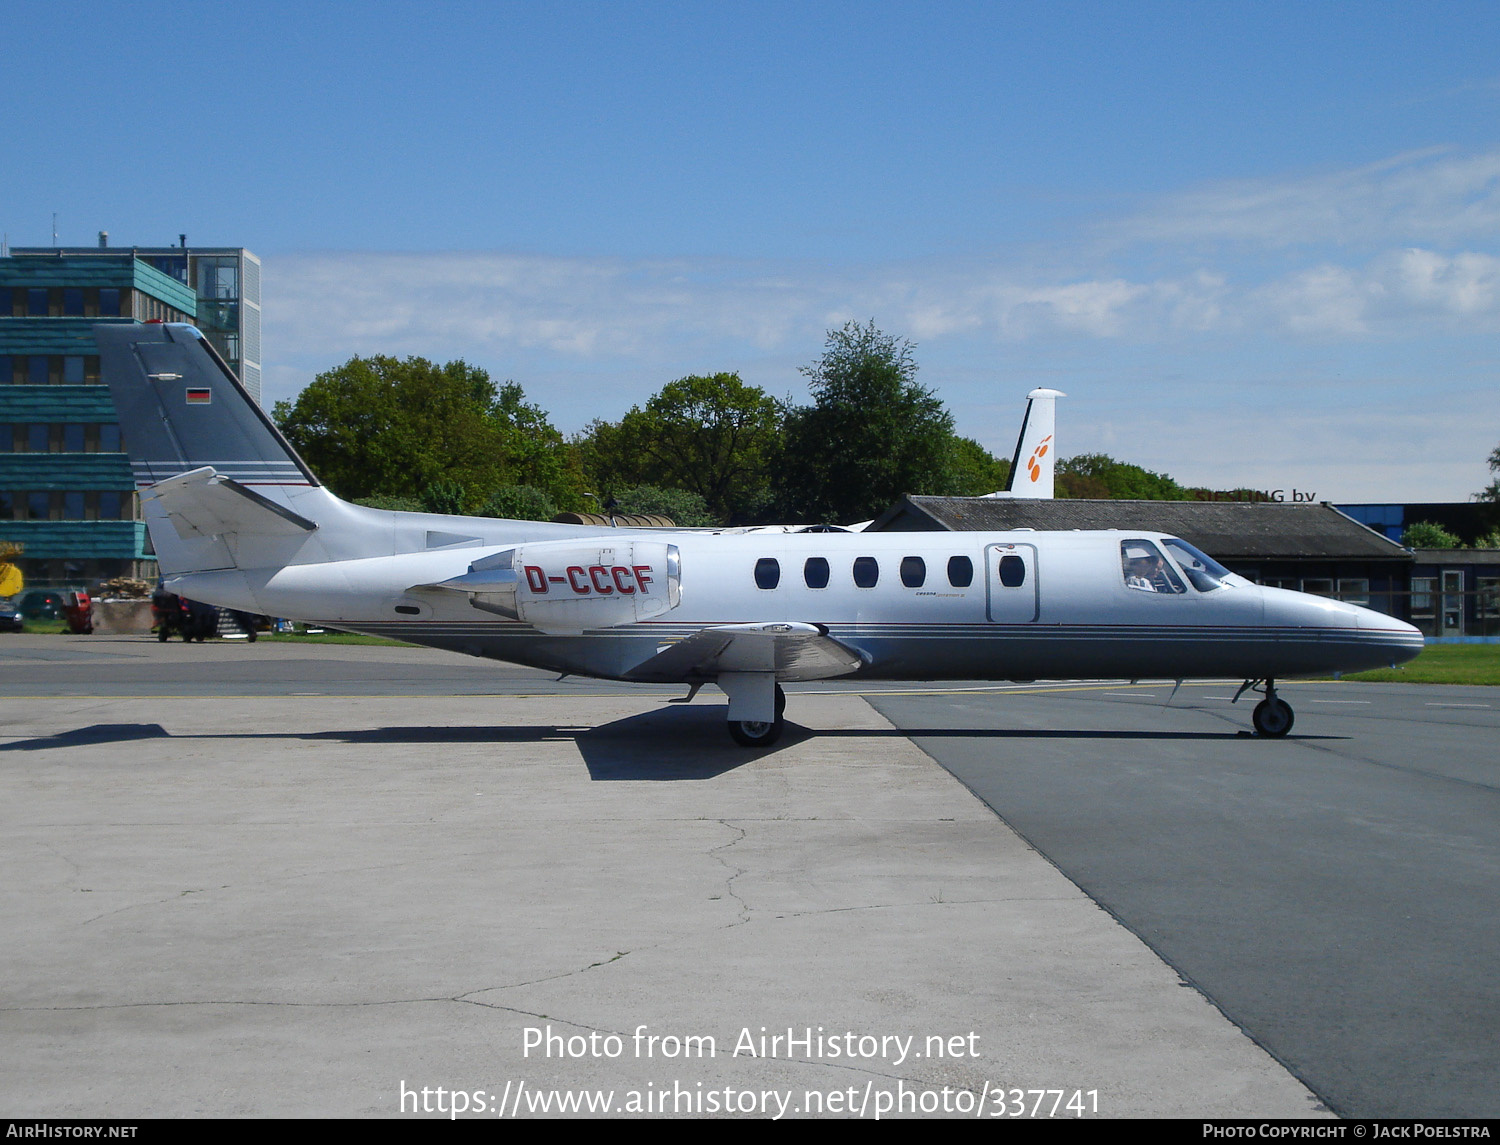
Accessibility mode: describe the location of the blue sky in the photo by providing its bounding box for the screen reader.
[6,1,1500,500]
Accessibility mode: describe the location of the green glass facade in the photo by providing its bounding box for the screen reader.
[0,244,258,586]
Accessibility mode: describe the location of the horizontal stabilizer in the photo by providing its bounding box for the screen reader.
[145,466,318,539]
[625,622,864,683]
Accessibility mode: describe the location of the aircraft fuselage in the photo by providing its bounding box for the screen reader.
[169,527,1420,686]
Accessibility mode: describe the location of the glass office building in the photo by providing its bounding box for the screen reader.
[0,242,260,585]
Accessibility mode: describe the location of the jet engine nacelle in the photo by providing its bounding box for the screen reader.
[438,540,682,633]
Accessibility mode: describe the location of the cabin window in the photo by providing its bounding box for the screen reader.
[754,557,781,589]
[803,556,830,589]
[852,556,879,588]
[1121,539,1186,594]
[1162,537,1232,592]
[900,556,926,587]
[947,555,973,587]
[997,554,1026,587]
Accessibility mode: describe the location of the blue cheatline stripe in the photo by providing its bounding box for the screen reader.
[345,620,1415,645]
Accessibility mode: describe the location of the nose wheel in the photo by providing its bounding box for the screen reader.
[1237,678,1295,737]
[1252,697,1294,737]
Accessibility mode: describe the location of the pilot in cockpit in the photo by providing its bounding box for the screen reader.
[1123,544,1176,593]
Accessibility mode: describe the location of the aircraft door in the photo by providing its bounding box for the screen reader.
[984,543,1039,623]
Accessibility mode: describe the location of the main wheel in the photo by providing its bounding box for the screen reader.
[729,717,784,748]
[775,684,786,718]
[1252,698,1294,737]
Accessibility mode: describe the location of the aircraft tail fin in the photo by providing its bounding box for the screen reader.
[95,322,587,584]
[96,322,339,578]
[94,322,316,489]
[988,387,1065,499]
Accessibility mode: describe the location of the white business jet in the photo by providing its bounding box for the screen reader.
[97,325,1422,747]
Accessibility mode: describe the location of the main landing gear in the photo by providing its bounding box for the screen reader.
[1235,678,1295,738]
[727,684,787,748]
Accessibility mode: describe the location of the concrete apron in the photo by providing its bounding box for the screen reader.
[0,692,1322,1118]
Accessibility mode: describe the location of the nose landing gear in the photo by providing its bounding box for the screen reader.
[1235,678,1295,737]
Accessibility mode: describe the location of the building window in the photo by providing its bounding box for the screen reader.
[63,356,85,384]
[1302,579,1334,597]
[853,556,879,588]
[63,288,85,316]
[1410,577,1435,616]
[27,357,48,385]
[899,556,926,588]
[27,288,48,316]
[99,288,121,316]
[26,492,50,520]
[63,424,85,452]
[754,557,780,590]
[27,424,50,452]
[803,557,830,589]
[198,257,240,301]
[1337,579,1370,606]
[63,492,85,519]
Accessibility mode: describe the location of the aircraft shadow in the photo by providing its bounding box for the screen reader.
[813,728,1347,741]
[0,723,173,752]
[0,718,1344,762]
[0,709,809,779]
[575,705,811,780]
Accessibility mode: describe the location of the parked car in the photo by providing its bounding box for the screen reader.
[16,588,94,633]
[16,588,65,620]
[0,597,22,633]
[152,588,215,641]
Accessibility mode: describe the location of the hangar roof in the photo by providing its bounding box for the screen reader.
[867,497,1412,562]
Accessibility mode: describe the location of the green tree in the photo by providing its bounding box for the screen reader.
[1056,453,1189,500]
[777,321,956,522]
[1402,520,1461,549]
[353,494,423,513]
[1479,443,1500,502]
[483,485,558,522]
[611,484,716,527]
[947,436,1012,496]
[273,357,581,512]
[420,479,467,516]
[576,373,782,523]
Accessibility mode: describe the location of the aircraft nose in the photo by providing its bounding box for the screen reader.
[1350,601,1425,664]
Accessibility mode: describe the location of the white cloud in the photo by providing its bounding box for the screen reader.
[1110,147,1500,250]
[256,151,1500,503]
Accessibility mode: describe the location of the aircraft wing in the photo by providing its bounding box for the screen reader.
[625,622,864,683]
[144,466,318,539]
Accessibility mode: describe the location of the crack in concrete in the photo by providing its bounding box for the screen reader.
[708,819,751,923]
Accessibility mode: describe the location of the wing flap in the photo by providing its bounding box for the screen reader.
[625,622,864,683]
